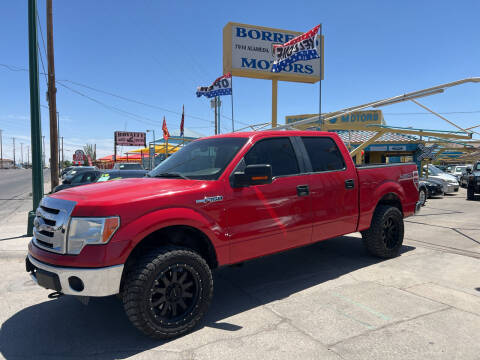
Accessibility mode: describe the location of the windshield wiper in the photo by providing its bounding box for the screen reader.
[153,172,190,180]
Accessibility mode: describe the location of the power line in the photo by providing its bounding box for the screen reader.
[36,6,48,85]
[57,82,162,127]
[57,79,213,123]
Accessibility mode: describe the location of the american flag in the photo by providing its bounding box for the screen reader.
[162,116,170,140]
[196,73,232,98]
[271,25,321,73]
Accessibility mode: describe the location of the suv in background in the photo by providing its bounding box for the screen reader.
[466,162,480,200]
[113,163,144,170]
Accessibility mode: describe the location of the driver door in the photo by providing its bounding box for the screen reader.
[225,137,312,264]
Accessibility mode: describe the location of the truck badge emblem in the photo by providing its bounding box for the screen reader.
[196,196,223,204]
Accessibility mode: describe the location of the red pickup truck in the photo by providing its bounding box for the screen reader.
[26,131,420,339]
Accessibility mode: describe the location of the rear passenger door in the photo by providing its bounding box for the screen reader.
[299,136,359,241]
[226,137,312,263]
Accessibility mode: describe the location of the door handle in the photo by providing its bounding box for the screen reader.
[297,185,310,197]
[345,179,355,189]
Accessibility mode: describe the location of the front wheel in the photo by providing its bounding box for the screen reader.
[418,188,427,206]
[361,205,404,259]
[122,246,213,339]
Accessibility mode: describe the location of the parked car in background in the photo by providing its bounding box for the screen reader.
[60,166,73,178]
[95,170,147,182]
[53,169,102,193]
[424,164,459,192]
[452,165,469,181]
[62,166,98,179]
[420,178,444,199]
[436,165,448,172]
[466,162,480,200]
[460,167,472,188]
[113,163,144,170]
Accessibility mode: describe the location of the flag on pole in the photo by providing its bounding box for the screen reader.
[196,73,232,98]
[180,105,185,137]
[162,116,170,140]
[271,24,321,73]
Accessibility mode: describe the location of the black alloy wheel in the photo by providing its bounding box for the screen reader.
[361,205,404,259]
[122,246,213,339]
[148,264,200,324]
[382,217,400,249]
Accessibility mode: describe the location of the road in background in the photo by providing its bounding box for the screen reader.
[0,169,49,238]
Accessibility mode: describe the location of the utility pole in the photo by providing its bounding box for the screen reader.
[46,0,59,190]
[42,135,45,167]
[21,143,24,165]
[0,129,3,169]
[61,136,64,165]
[27,0,44,235]
[214,97,218,135]
[13,138,16,167]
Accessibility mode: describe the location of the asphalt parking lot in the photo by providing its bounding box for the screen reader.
[1,188,479,360]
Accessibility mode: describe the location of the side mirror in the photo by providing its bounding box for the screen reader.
[63,178,71,184]
[233,164,272,187]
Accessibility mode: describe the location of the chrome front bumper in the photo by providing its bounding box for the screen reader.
[27,254,124,297]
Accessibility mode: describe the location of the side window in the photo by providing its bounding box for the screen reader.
[70,173,84,184]
[82,172,95,183]
[301,137,345,172]
[244,137,299,177]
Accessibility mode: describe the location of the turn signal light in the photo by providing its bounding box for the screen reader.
[102,217,120,243]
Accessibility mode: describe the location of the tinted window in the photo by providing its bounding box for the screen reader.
[301,137,345,172]
[244,137,299,177]
[70,173,86,184]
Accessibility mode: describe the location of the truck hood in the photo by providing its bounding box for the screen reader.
[50,178,212,217]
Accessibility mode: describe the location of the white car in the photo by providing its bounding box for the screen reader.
[452,165,470,180]
[424,164,459,193]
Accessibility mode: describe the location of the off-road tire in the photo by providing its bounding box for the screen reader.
[361,205,404,259]
[122,246,213,339]
[418,188,427,206]
[467,186,475,200]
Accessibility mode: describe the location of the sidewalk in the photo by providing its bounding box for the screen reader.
[0,179,51,260]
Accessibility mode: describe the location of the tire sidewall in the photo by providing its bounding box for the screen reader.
[124,248,213,339]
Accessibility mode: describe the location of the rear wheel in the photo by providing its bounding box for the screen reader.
[361,205,404,259]
[122,246,213,339]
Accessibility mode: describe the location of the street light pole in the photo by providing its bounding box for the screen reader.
[27,0,44,236]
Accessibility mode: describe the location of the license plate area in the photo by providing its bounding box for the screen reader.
[35,268,62,292]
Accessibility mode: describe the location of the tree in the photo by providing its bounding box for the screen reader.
[83,144,96,162]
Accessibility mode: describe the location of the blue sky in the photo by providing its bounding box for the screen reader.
[1,0,479,160]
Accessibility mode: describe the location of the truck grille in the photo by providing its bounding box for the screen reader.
[33,197,76,254]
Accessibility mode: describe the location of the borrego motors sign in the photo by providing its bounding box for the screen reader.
[223,22,323,83]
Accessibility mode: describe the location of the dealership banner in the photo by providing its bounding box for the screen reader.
[114,131,146,146]
[272,25,321,73]
[196,73,232,98]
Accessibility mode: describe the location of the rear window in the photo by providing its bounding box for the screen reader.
[301,137,345,172]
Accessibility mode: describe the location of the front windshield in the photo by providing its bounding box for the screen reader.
[476,163,480,171]
[149,137,247,180]
[427,164,444,176]
[455,166,466,172]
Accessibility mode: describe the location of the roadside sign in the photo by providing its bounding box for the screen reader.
[223,22,323,83]
[114,132,146,147]
[73,149,85,165]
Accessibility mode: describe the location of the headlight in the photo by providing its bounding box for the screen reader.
[67,217,120,255]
